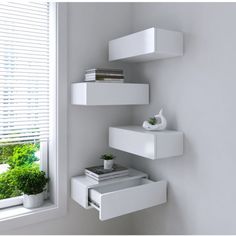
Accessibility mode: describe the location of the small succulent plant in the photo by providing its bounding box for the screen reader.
[100,153,116,160]
[148,117,157,125]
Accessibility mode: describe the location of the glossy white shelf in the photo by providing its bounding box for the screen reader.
[109,27,183,62]
[109,126,183,160]
[71,82,149,106]
[71,168,167,221]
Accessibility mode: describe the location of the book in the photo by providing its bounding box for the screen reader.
[85,72,124,77]
[85,78,124,83]
[85,68,124,83]
[85,164,129,181]
[85,76,124,82]
[85,168,128,179]
[85,74,124,81]
[86,68,123,74]
[85,74,124,79]
[85,172,129,182]
[93,80,124,83]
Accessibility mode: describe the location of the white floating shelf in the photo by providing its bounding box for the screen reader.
[71,168,167,221]
[109,27,183,62]
[109,126,183,160]
[71,82,149,106]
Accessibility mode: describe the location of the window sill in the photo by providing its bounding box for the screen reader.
[0,200,66,232]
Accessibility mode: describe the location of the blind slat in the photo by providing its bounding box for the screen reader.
[1,130,49,135]
[0,2,50,145]
[0,125,49,131]
[0,4,49,16]
[0,63,49,68]
[0,120,49,125]
[0,9,48,22]
[0,136,48,145]
[0,16,48,28]
[0,35,49,44]
[7,2,48,12]
[0,46,49,53]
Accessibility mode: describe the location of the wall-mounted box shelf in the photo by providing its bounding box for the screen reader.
[71,82,149,106]
[71,168,167,221]
[109,126,183,160]
[109,27,183,62]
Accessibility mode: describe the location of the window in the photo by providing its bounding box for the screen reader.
[0,2,53,208]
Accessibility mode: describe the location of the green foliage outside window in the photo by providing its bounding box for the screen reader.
[0,144,17,164]
[0,167,23,199]
[8,143,39,168]
[0,143,40,200]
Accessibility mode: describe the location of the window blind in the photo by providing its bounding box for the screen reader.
[0,2,50,145]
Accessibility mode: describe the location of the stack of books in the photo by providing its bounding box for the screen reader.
[85,164,129,182]
[84,68,124,83]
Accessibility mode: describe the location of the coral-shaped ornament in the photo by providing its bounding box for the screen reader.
[143,109,167,131]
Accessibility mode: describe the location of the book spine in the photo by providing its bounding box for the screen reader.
[86,72,124,76]
[98,173,129,180]
[84,79,125,83]
[85,169,128,178]
[98,170,129,178]
[85,75,124,79]
[85,172,129,181]
[86,69,123,74]
[94,80,124,83]
[85,170,99,178]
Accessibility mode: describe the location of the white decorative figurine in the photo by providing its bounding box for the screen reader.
[142,109,167,131]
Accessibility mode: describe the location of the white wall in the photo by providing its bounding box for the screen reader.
[7,3,134,235]
[130,3,236,234]
[6,3,236,235]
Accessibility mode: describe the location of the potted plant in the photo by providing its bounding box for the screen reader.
[16,167,49,209]
[142,109,167,131]
[100,153,115,170]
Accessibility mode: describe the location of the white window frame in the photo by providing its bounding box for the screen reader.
[0,3,68,232]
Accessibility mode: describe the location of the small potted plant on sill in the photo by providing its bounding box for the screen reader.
[101,153,115,170]
[16,166,49,209]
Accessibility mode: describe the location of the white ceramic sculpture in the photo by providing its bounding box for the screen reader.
[142,109,167,131]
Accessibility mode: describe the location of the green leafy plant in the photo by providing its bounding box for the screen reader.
[0,144,18,164]
[0,143,40,199]
[148,117,157,125]
[100,153,116,160]
[8,143,39,168]
[15,166,49,195]
[0,167,22,199]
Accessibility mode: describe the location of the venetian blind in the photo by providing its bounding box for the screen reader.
[0,2,50,145]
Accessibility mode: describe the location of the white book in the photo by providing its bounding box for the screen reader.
[86,172,129,182]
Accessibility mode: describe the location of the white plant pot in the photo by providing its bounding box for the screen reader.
[104,160,114,170]
[23,192,44,209]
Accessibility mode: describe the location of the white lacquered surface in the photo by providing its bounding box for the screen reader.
[71,169,148,209]
[109,126,183,159]
[71,82,149,105]
[71,168,167,221]
[109,27,183,62]
[97,179,166,221]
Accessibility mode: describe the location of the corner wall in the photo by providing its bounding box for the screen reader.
[130,3,236,234]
